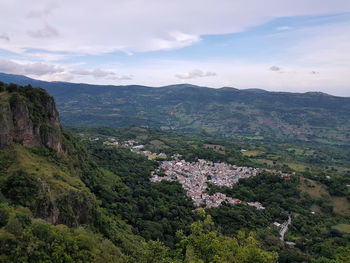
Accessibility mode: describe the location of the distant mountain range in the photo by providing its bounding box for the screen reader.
[1,72,349,144]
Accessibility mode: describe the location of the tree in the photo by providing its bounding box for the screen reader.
[176,210,278,263]
[0,208,9,227]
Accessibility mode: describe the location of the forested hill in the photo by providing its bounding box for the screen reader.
[1,72,350,145]
[0,82,280,262]
[1,83,350,262]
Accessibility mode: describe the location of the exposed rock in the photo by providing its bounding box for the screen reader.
[0,85,63,152]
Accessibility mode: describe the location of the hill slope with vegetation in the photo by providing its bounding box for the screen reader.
[71,126,350,263]
[1,73,350,147]
[0,83,279,262]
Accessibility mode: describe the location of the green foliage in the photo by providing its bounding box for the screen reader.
[207,204,273,236]
[0,150,14,176]
[0,83,288,262]
[1,82,349,262]
[0,219,128,263]
[141,241,178,263]
[0,208,9,227]
[10,77,348,149]
[56,189,98,227]
[82,143,197,247]
[207,174,310,226]
[69,126,255,166]
[177,212,278,263]
[2,170,40,207]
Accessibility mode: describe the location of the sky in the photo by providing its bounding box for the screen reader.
[0,0,350,96]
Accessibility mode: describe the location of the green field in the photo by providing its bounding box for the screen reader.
[332,224,350,234]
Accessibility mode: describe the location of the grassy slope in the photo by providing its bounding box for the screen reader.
[332,223,350,233]
[299,178,350,217]
[6,145,85,192]
[0,143,152,261]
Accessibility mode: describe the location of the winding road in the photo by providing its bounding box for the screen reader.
[280,215,292,241]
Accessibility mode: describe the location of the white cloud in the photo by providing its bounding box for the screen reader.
[109,75,133,80]
[1,0,350,55]
[24,62,64,75]
[0,58,132,82]
[28,24,59,38]
[71,68,133,80]
[269,66,281,71]
[0,58,72,81]
[290,22,350,67]
[25,52,73,62]
[0,34,10,41]
[0,58,63,76]
[109,58,349,96]
[38,72,74,82]
[0,1,350,95]
[175,69,216,79]
[27,4,57,19]
[276,26,292,31]
[71,69,115,78]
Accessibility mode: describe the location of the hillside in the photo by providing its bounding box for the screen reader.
[70,125,350,263]
[0,84,63,152]
[0,83,284,262]
[1,73,350,146]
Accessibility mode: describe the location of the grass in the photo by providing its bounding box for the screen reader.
[287,147,315,157]
[149,140,165,146]
[6,145,86,193]
[331,224,350,234]
[0,92,10,104]
[299,177,350,216]
[145,154,167,160]
[255,158,274,166]
[245,136,264,140]
[282,162,308,172]
[242,150,263,157]
[332,197,350,217]
[299,178,329,199]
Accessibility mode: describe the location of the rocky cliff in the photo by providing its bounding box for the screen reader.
[0,83,63,152]
[0,83,97,227]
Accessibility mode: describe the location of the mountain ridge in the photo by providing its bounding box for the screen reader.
[1,72,347,97]
[1,72,349,145]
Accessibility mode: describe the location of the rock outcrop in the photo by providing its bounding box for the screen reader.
[0,84,63,152]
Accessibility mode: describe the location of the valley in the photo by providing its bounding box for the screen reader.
[0,82,349,263]
[1,2,350,262]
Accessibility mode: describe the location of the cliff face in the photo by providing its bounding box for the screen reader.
[0,84,63,152]
[0,84,96,227]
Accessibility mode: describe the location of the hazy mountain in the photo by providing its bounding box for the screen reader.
[1,72,349,144]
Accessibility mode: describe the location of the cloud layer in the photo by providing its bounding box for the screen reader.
[1,0,350,55]
[0,58,63,76]
[176,69,216,79]
[0,1,350,95]
[71,69,132,80]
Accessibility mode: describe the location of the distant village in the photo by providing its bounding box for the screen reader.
[99,136,291,209]
[103,138,168,159]
[151,159,289,209]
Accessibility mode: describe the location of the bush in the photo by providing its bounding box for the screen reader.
[6,83,18,93]
[0,208,9,227]
[1,170,39,207]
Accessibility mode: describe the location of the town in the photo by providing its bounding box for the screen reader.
[151,159,290,209]
[100,136,291,209]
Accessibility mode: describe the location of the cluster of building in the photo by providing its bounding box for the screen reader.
[151,159,275,209]
[100,137,291,209]
[129,143,167,159]
[103,138,168,159]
